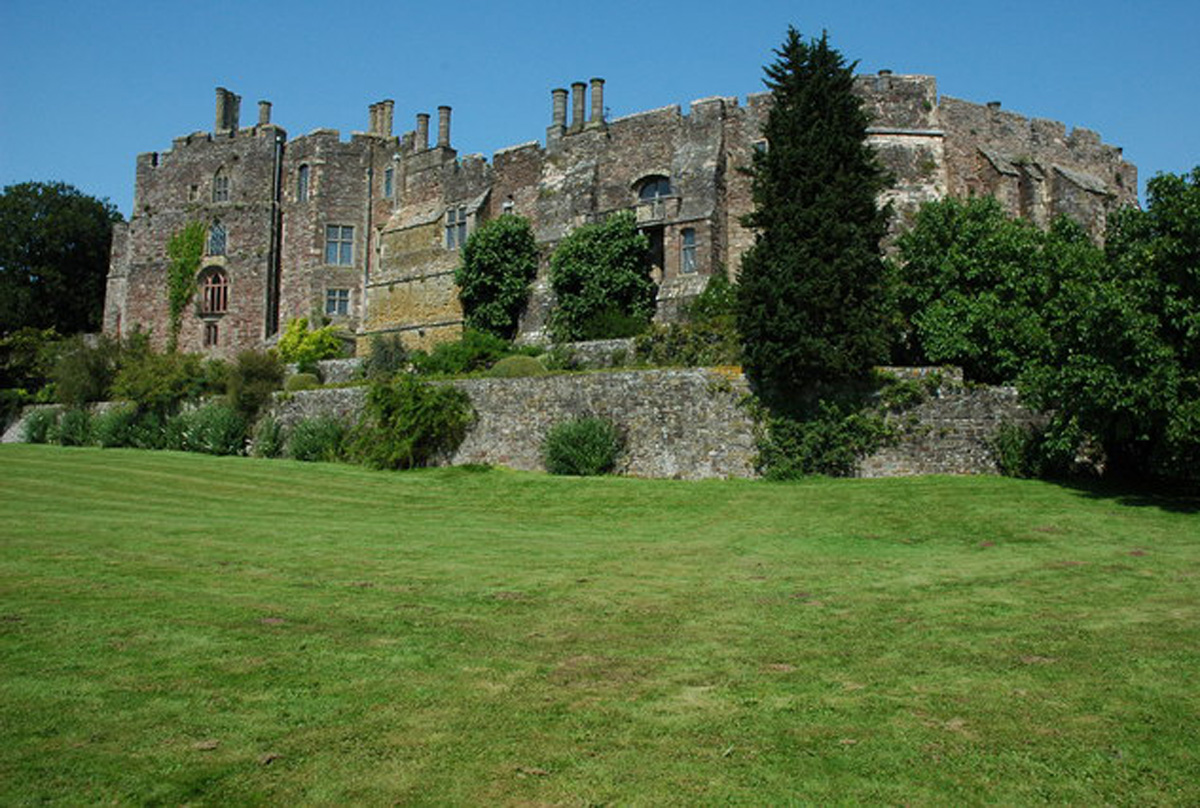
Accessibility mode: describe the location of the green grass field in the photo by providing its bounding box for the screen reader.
[1,445,1197,805]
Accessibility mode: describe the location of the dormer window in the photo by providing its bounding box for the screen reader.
[637,175,672,201]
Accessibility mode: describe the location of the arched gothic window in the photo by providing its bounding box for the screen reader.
[212,168,230,202]
[200,269,229,315]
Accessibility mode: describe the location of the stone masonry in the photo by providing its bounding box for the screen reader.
[103,72,1136,358]
[261,368,1037,480]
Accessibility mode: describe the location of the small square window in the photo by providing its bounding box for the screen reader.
[325,225,354,266]
[325,288,350,316]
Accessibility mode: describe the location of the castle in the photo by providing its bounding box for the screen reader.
[102,73,1137,357]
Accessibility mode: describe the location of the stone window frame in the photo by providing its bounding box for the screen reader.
[324,224,355,266]
[207,221,227,256]
[297,164,310,202]
[383,167,394,199]
[203,322,219,348]
[680,227,697,274]
[200,268,229,315]
[212,168,230,203]
[325,287,351,317]
[445,205,468,250]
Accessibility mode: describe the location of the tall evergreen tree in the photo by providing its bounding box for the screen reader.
[737,28,892,406]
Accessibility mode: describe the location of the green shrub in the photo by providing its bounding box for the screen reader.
[277,317,345,372]
[410,329,521,376]
[1,388,32,432]
[286,416,346,462]
[55,408,92,446]
[51,334,122,407]
[285,373,321,392]
[92,404,139,448]
[686,272,738,323]
[227,350,285,420]
[634,319,741,368]
[179,403,247,456]
[21,408,57,444]
[543,417,622,476]
[989,422,1050,479]
[347,376,474,470]
[361,334,409,382]
[487,355,548,378]
[756,400,893,479]
[251,416,284,459]
[111,349,205,416]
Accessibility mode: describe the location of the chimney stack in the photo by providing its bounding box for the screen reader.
[437,105,451,148]
[215,87,242,133]
[551,87,568,132]
[380,99,394,138]
[257,100,272,126]
[588,78,605,127]
[416,113,430,150]
[570,81,586,132]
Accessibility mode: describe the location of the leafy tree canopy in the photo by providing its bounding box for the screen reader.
[736,28,892,404]
[1024,168,1200,482]
[455,214,539,339]
[548,211,654,342]
[0,182,121,335]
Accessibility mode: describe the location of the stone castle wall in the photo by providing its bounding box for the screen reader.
[104,73,1138,359]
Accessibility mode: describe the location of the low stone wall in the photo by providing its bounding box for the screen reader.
[860,386,1041,477]
[266,368,757,480]
[7,368,1041,480]
[450,369,756,479]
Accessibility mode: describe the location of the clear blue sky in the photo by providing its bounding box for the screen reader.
[2,0,1196,218]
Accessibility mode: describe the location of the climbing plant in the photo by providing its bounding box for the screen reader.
[165,222,206,351]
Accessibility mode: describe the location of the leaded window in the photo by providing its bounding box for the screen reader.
[213,169,229,202]
[681,228,697,273]
[325,225,354,266]
[445,206,467,249]
[207,221,226,256]
[325,288,350,316]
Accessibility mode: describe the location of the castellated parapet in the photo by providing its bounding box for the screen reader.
[104,71,1137,357]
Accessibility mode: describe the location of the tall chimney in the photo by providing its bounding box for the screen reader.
[257,100,272,126]
[380,100,394,137]
[416,113,430,150]
[215,87,229,132]
[437,105,451,148]
[368,103,379,135]
[589,78,605,126]
[552,87,568,131]
[228,92,241,131]
[570,81,586,132]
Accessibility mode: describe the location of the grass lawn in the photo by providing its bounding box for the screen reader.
[1,444,1198,805]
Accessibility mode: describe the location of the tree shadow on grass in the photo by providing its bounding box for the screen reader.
[1048,475,1200,515]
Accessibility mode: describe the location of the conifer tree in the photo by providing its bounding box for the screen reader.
[737,28,892,406]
